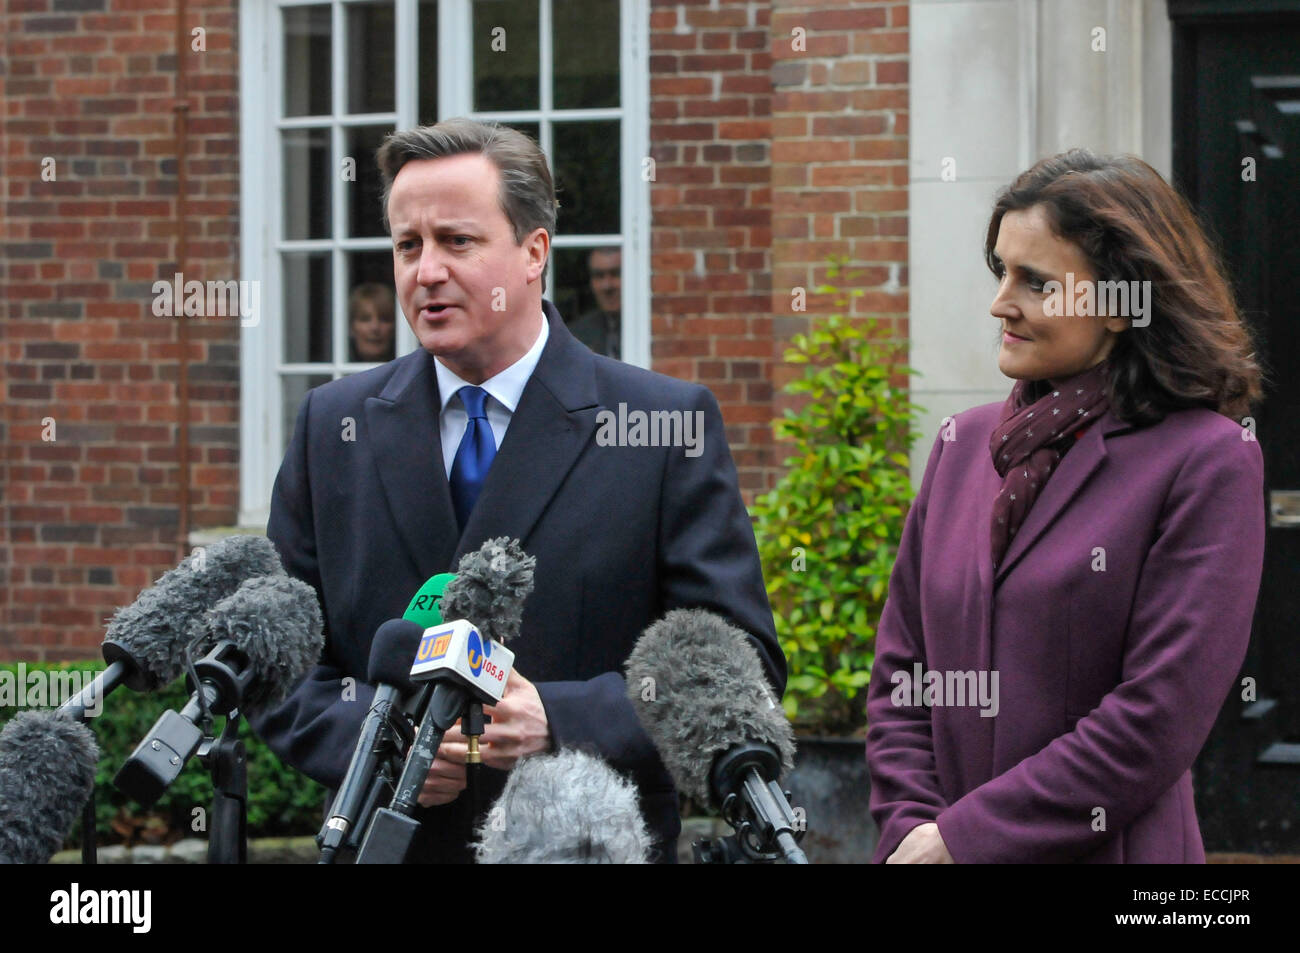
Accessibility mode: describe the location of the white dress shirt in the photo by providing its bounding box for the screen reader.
[434,313,549,478]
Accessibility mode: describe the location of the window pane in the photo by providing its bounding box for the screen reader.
[553,0,618,109]
[282,252,333,363]
[346,251,398,363]
[347,1,396,114]
[284,5,332,117]
[553,245,621,360]
[418,0,439,124]
[345,124,393,238]
[472,0,538,112]
[282,374,333,453]
[552,120,620,235]
[282,128,332,240]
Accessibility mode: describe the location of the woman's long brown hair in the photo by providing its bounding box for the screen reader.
[985,149,1265,426]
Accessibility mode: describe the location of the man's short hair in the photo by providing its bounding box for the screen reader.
[376,117,558,257]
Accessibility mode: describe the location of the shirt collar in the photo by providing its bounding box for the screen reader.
[433,311,549,414]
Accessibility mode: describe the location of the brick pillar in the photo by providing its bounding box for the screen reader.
[769,0,909,490]
[648,0,776,499]
[1,0,241,659]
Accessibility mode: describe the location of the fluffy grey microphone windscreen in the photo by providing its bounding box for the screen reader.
[103,534,283,688]
[189,574,324,710]
[474,748,651,864]
[624,608,795,806]
[440,537,535,646]
[0,711,99,864]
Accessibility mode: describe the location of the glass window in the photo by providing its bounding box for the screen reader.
[553,0,619,109]
[472,0,539,112]
[347,1,396,114]
[554,244,622,360]
[284,5,332,117]
[250,0,642,512]
[275,1,400,454]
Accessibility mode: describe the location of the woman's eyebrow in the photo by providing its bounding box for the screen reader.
[993,251,1053,281]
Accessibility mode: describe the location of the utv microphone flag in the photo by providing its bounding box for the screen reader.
[408,618,514,705]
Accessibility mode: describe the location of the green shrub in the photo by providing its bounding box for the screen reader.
[751,270,921,736]
[0,660,326,849]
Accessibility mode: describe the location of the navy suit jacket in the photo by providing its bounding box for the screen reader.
[249,299,785,862]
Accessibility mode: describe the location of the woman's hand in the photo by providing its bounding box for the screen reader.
[886,822,955,863]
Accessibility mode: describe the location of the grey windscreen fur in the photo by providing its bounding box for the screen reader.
[0,711,100,864]
[440,537,536,646]
[189,574,324,710]
[474,748,652,864]
[102,534,284,688]
[625,608,795,805]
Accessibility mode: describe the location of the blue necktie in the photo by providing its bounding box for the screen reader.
[449,386,496,530]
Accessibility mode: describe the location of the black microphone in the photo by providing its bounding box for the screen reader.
[58,534,283,721]
[625,608,806,864]
[357,537,534,864]
[317,618,425,864]
[113,574,323,808]
[0,711,100,864]
[474,748,652,864]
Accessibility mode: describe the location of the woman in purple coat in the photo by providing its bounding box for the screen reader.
[866,150,1267,863]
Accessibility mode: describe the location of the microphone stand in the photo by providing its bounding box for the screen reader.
[317,695,413,864]
[81,799,96,865]
[356,688,490,864]
[112,640,252,864]
[699,743,809,864]
[464,701,485,823]
[693,833,752,864]
[59,646,150,865]
[197,712,247,864]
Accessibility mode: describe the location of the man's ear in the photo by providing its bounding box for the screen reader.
[524,227,550,283]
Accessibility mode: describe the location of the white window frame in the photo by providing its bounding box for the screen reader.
[239,0,649,527]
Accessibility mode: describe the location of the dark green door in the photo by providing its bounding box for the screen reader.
[1170,0,1300,854]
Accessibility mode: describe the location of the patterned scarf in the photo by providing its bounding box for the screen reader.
[989,361,1111,569]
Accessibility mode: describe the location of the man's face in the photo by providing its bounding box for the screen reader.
[388,153,549,383]
[588,249,621,314]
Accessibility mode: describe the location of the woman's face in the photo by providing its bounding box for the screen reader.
[350,301,395,361]
[990,204,1126,383]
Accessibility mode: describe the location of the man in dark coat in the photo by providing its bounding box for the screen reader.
[250,118,784,863]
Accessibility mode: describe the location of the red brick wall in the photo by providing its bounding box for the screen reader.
[2,0,241,660]
[647,0,908,495]
[2,0,908,659]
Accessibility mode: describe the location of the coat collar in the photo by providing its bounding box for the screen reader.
[988,406,1138,587]
[363,300,599,580]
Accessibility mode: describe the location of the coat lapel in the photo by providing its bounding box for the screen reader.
[993,407,1134,585]
[453,300,601,562]
[364,348,460,579]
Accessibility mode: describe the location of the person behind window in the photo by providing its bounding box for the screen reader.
[566,246,621,359]
[866,149,1266,864]
[348,282,397,363]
